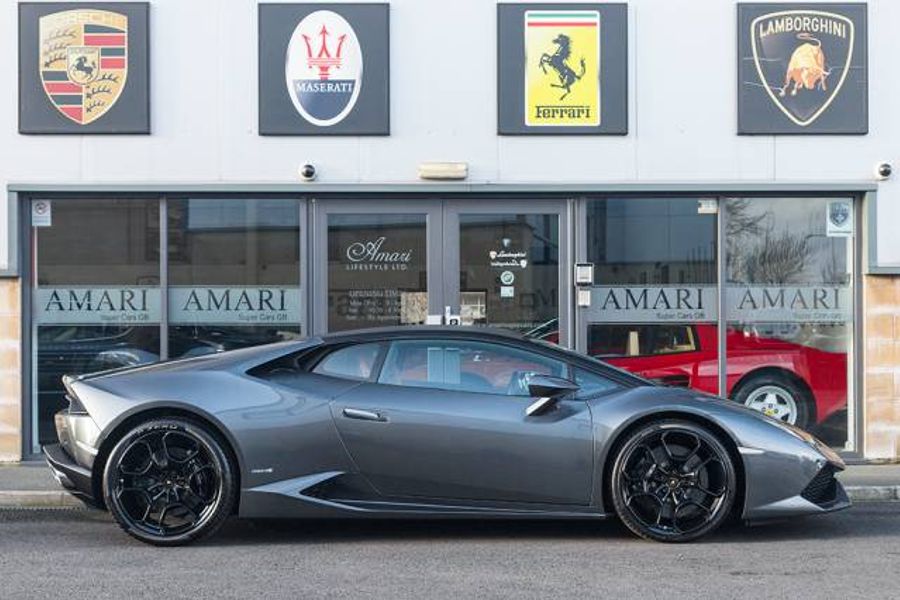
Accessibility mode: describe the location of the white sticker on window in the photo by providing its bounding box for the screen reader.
[35,287,161,324]
[168,287,301,325]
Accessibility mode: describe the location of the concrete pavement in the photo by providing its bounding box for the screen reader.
[0,504,898,599]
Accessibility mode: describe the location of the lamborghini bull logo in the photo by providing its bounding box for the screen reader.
[781,33,829,97]
[751,10,853,126]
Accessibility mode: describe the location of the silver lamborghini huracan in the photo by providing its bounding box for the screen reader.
[44,327,849,546]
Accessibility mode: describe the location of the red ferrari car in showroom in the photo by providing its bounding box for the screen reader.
[592,323,847,430]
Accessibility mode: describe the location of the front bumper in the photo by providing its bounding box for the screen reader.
[799,463,851,512]
[43,443,100,508]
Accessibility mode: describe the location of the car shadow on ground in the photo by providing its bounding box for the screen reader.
[203,505,889,547]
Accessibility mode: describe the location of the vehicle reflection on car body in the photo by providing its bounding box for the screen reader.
[44,326,848,546]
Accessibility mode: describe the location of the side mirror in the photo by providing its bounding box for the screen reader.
[525,374,580,416]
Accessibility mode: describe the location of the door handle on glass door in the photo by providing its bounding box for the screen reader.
[342,407,387,422]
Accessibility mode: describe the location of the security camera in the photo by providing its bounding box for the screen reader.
[298,163,317,182]
[875,162,893,181]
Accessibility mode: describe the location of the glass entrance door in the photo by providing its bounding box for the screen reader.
[315,199,569,342]
[313,200,443,333]
[443,200,569,344]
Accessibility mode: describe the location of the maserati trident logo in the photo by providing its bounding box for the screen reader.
[285,10,363,127]
[39,9,128,125]
[750,10,854,126]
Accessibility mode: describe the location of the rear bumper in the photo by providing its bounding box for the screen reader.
[43,443,101,508]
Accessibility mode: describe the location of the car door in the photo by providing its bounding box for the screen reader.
[328,338,594,506]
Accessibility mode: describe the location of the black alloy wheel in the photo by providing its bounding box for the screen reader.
[103,418,236,546]
[610,420,736,542]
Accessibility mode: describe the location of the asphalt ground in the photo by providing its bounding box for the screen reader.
[0,503,898,600]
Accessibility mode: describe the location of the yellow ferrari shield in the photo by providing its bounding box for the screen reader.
[525,10,600,127]
[39,9,128,125]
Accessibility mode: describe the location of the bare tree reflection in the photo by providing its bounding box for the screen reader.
[742,230,811,284]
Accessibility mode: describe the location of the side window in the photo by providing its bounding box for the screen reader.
[312,343,381,381]
[573,368,621,398]
[378,340,565,396]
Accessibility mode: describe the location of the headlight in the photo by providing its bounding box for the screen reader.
[765,416,813,442]
[765,418,844,467]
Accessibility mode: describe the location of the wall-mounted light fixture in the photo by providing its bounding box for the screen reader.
[418,162,468,181]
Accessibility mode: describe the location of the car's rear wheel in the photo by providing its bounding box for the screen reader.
[102,418,236,546]
[610,420,736,543]
[733,374,812,429]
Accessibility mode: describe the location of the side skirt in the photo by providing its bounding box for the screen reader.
[238,472,609,520]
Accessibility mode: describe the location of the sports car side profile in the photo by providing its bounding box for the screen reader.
[44,327,849,546]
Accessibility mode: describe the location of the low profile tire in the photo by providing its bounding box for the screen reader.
[732,374,812,429]
[610,420,737,543]
[102,418,236,546]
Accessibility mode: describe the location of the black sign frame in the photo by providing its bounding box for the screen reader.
[258,3,390,136]
[18,2,151,135]
[497,3,628,136]
[737,3,868,135]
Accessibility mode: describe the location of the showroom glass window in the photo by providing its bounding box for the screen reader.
[584,198,719,393]
[327,214,428,331]
[167,199,302,358]
[724,197,854,448]
[458,214,559,334]
[32,198,161,445]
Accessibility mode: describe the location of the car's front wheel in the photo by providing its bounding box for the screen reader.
[102,417,236,546]
[610,420,737,542]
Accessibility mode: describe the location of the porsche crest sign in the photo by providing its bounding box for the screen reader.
[19,3,150,134]
[38,9,128,125]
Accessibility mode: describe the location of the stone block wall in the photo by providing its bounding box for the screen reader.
[0,278,21,462]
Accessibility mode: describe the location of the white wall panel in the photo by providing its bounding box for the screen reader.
[1,0,898,268]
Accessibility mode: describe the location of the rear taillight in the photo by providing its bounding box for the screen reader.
[66,394,88,415]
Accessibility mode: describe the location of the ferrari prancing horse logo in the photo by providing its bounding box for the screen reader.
[39,9,128,125]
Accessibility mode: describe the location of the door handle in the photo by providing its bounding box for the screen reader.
[342,407,387,422]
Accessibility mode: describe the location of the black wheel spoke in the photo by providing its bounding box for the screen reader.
[659,432,676,463]
[119,440,154,476]
[148,434,169,470]
[163,431,200,464]
[692,483,726,498]
[676,500,712,515]
[680,433,702,469]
